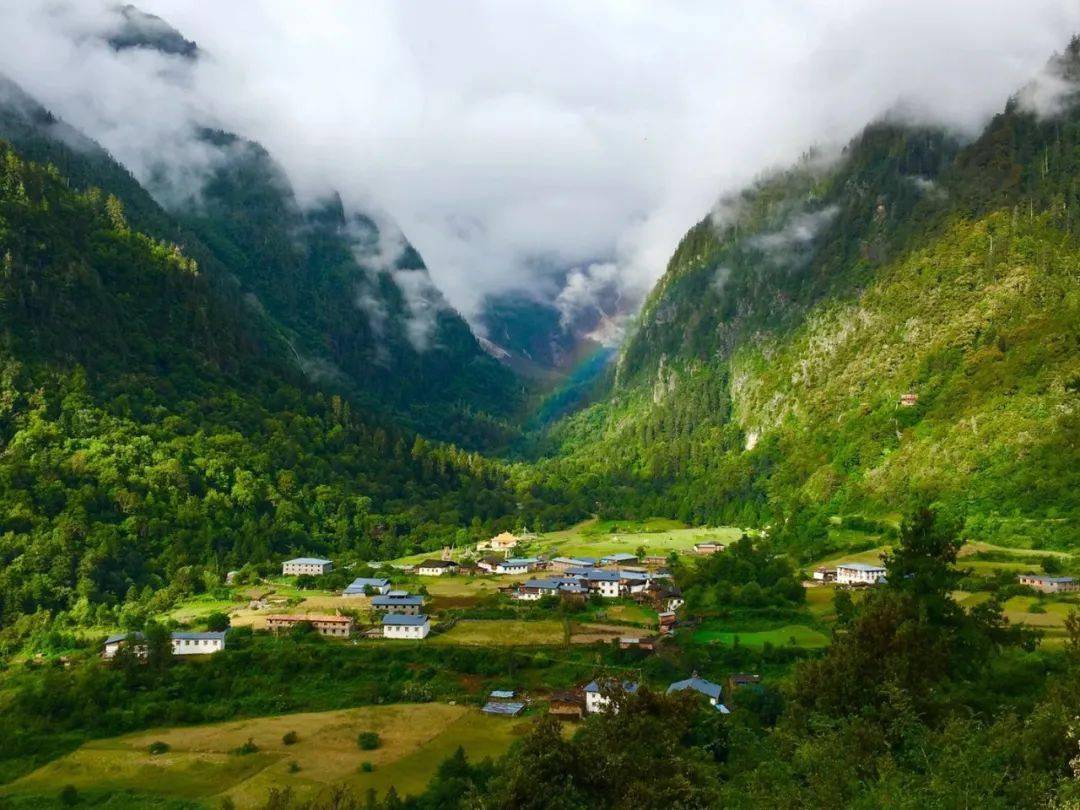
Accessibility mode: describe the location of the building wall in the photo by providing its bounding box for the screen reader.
[384,623,430,639]
[283,562,332,576]
[172,638,224,655]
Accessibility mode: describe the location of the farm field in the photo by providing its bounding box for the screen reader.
[429,619,567,646]
[1,704,530,809]
[692,622,830,649]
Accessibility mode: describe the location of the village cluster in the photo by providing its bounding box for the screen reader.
[99,531,1076,664]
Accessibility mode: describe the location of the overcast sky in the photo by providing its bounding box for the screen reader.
[2,1,1078,330]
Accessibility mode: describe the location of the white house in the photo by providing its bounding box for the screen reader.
[1017,574,1078,593]
[511,578,564,601]
[836,562,886,586]
[812,567,836,582]
[103,630,226,658]
[343,577,391,596]
[282,557,333,576]
[496,557,539,575]
[417,559,458,576]
[171,631,227,656]
[587,570,623,598]
[583,679,639,714]
[667,675,729,712]
[382,613,431,639]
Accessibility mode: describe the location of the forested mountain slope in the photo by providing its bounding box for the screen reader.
[0,140,581,642]
[543,42,1080,548]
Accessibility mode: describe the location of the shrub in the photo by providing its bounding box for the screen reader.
[288,760,301,773]
[205,612,230,632]
[59,784,79,806]
[282,730,299,745]
[357,731,380,751]
[231,737,259,755]
[360,761,375,772]
[148,740,171,755]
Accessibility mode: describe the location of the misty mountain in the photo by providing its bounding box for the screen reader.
[0,3,524,448]
[542,39,1080,547]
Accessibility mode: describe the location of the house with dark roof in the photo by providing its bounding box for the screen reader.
[668,675,729,712]
[417,559,458,576]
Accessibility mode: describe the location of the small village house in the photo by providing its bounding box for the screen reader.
[585,569,623,598]
[812,567,837,582]
[584,679,639,714]
[282,557,333,576]
[899,392,919,407]
[551,556,596,572]
[371,592,424,615]
[658,610,677,634]
[618,636,657,652]
[643,554,669,567]
[343,577,392,596]
[667,674,729,712]
[1017,574,1078,594]
[102,632,147,659]
[548,691,585,720]
[265,614,354,637]
[601,552,638,566]
[694,541,724,555]
[103,630,227,658]
[836,562,886,586]
[417,559,458,576]
[483,690,525,716]
[171,631,227,656]
[382,613,431,639]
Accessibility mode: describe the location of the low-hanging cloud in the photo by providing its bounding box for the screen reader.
[1,0,1078,334]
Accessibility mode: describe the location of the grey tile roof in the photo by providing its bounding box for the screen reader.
[382,613,429,626]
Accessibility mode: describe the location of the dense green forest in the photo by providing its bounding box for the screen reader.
[0,141,585,650]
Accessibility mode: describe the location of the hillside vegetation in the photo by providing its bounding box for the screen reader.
[539,43,1080,549]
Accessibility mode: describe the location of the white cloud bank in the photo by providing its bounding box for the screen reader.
[1,0,1077,326]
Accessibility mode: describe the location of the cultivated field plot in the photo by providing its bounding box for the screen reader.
[692,622,830,649]
[1,704,530,808]
[429,619,567,646]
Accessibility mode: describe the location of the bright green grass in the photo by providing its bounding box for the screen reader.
[692,623,829,649]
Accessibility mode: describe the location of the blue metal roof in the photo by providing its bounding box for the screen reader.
[490,690,516,699]
[667,677,722,700]
[602,553,638,563]
[284,557,332,565]
[372,594,423,606]
[588,570,621,582]
[344,577,390,593]
[482,701,525,715]
[171,631,227,641]
[523,578,562,589]
[382,614,429,626]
